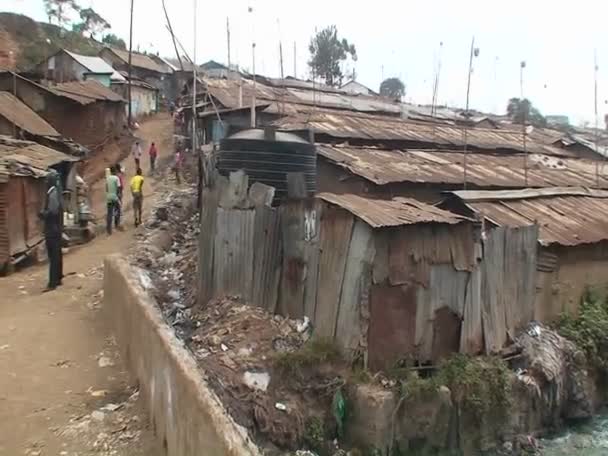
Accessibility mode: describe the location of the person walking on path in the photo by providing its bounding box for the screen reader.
[115,163,125,229]
[174,148,183,184]
[148,142,158,173]
[105,166,121,235]
[39,170,63,292]
[132,141,143,168]
[130,168,145,226]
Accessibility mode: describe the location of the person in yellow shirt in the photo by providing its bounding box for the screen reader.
[130,168,145,226]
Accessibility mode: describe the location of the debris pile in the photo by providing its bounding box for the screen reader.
[55,388,144,455]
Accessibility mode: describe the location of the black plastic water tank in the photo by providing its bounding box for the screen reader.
[218,128,316,201]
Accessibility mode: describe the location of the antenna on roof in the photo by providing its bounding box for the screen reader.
[293,41,297,78]
[431,41,443,143]
[462,37,479,189]
[227,17,231,70]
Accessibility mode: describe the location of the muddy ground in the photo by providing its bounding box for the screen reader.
[0,114,174,455]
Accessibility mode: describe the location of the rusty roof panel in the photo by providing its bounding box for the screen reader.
[318,145,608,189]
[453,188,608,246]
[0,92,59,136]
[205,78,403,115]
[275,111,574,156]
[48,80,124,105]
[318,192,468,228]
[103,48,172,74]
[0,136,78,177]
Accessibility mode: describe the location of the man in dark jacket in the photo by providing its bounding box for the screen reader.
[39,170,63,292]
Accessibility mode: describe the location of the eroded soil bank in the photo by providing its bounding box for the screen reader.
[125,169,606,456]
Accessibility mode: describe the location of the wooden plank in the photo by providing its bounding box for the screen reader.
[198,185,219,305]
[481,226,508,354]
[249,182,275,207]
[335,220,375,359]
[219,170,249,209]
[278,201,306,317]
[313,205,354,339]
[415,283,433,361]
[213,208,255,300]
[503,225,538,340]
[372,230,389,284]
[302,201,321,320]
[369,284,417,370]
[252,205,281,311]
[460,266,483,354]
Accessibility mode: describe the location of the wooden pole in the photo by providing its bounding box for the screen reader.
[162,0,183,70]
[521,61,528,186]
[192,0,198,152]
[128,0,134,126]
[227,17,231,70]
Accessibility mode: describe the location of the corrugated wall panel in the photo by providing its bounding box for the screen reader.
[0,184,9,265]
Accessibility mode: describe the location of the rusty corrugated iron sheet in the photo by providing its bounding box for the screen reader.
[276,111,572,156]
[0,92,59,136]
[103,48,172,74]
[0,136,78,177]
[48,80,125,105]
[452,187,608,246]
[318,144,608,189]
[205,78,402,115]
[318,192,468,228]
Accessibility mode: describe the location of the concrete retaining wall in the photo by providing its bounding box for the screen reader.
[104,254,261,456]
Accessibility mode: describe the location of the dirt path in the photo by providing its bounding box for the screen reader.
[0,114,174,456]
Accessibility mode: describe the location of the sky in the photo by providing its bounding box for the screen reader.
[5,0,608,125]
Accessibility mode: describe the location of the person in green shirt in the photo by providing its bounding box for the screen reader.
[106,166,121,235]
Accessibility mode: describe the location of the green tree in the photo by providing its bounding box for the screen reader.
[74,7,110,38]
[380,77,406,100]
[102,33,126,49]
[44,0,79,27]
[308,25,357,87]
[507,97,547,128]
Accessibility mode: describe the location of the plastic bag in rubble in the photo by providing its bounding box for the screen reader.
[332,388,346,438]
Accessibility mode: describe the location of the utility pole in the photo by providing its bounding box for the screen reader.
[127,0,134,126]
[521,60,528,186]
[162,0,183,70]
[227,17,231,70]
[192,0,198,153]
[249,5,256,127]
[594,51,600,186]
[463,37,478,189]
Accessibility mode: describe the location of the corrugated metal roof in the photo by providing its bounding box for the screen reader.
[48,80,125,105]
[205,78,403,115]
[317,145,608,189]
[64,50,125,81]
[451,187,608,246]
[318,192,468,228]
[276,111,572,156]
[0,92,59,136]
[103,48,172,74]
[0,136,78,178]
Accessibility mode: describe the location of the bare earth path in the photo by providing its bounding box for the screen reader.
[0,114,173,456]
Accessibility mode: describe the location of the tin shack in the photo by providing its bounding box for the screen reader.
[0,136,78,272]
